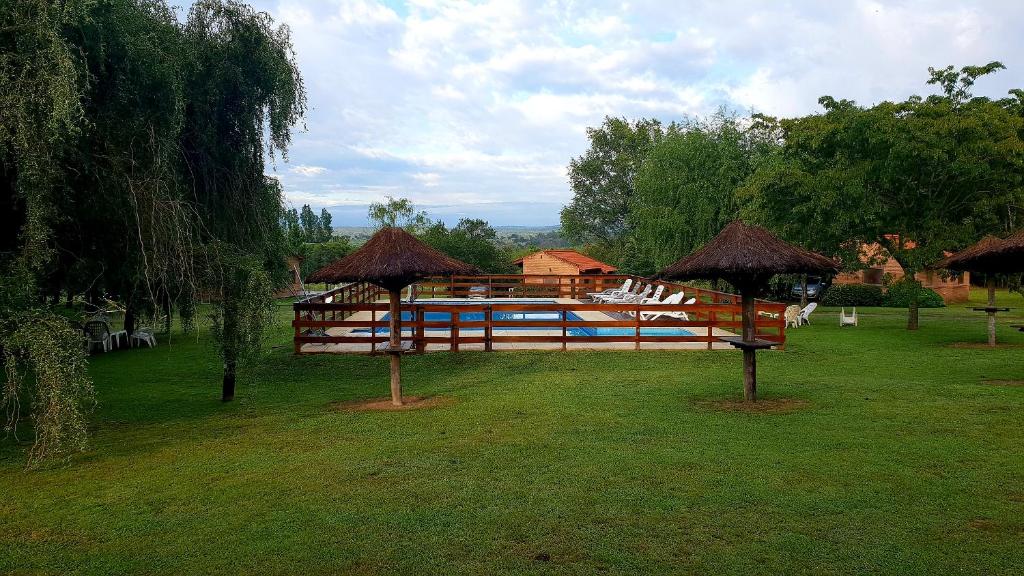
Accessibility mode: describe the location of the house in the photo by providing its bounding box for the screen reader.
[513,250,617,276]
[833,242,970,303]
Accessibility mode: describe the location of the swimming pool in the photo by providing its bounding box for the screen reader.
[355,299,693,337]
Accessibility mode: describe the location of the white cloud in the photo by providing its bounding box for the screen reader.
[290,165,328,176]
[412,172,441,187]
[201,0,1024,224]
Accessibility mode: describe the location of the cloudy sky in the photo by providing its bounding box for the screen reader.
[183,0,1023,226]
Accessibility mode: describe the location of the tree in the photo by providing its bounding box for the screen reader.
[2,0,307,466]
[750,63,1024,328]
[319,208,333,242]
[182,0,305,398]
[421,218,505,272]
[561,117,667,256]
[623,111,777,275]
[299,204,321,242]
[368,196,431,232]
[300,237,353,280]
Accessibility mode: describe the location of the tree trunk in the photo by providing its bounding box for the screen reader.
[222,359,236,402]
[124,304,136,342]
[800,274,808,308]
[742,291,757,402]
[389,288,403,406]
[986,276,997,347]
[906,276,920,331]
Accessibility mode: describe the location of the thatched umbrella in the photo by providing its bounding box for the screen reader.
[656,220,837,402]
[308,227,478,405]
[935,231,1024,346]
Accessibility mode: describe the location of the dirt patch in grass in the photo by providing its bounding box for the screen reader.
[968,518,999,532]
[980,379,1024,387]
[330,396,454,412]
[694,398,810,414]
[948,342,1024,350]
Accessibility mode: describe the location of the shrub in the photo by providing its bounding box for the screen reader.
[883,279,945,308]
[820,283,885,307]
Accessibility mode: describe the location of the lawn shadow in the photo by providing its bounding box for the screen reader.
[692,397,811,414]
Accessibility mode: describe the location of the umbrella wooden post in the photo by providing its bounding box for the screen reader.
[742,291,757,402]
[388,288,403,406]
[986,276,997,347]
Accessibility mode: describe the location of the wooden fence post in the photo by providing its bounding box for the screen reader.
[635,302,641,351]
[450,309,459,352]
[561,309,567,351]
[485,305,493,352]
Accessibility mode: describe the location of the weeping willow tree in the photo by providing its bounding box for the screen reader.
[1,0,305,465]
[623,112,779,275]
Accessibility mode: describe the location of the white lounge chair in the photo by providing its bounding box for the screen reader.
[840,307,858,327]
[640,285,665,304]
[588,279,631,301]
[595,281,643,303]
[628,286,667,316]
[642,295,695,321]
[604,284,652,305]
[639,291,683,320]
[797,302,818,326]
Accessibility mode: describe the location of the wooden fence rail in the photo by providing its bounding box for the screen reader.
[293,275,785,354]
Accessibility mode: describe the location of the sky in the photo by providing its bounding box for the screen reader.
[181,0,1024,226]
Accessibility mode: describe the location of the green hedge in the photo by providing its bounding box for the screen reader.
[883,280,945,308]
[820,284,885,307]
[821,281,945,308]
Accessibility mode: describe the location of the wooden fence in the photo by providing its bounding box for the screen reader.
[293,275,786,354]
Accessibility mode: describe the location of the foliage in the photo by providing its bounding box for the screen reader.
[625,111,777,275]
[745,63,1024,328]
[299,238,353,280]
[820,284,885,307]
[883,279,945,309]
[207,249,276,401]
[1,263,94,468]
[561,117,667,251]
[420,218,508,273]
[1,0,306,462]
[368,196,431,233]
[283,204,333,250]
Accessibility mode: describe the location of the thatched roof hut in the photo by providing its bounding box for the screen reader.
[656,220,837,289]
[989,228,1024,263]
[932,231,1023,347]
[934,235,1012,274]
[307,227,477,407]
[307,227,479,289]
[656,220,837,403]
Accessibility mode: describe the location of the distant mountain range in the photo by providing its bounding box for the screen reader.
[334,225,561,238]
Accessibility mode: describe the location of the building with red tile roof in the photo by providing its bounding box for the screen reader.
[514,250,617,275]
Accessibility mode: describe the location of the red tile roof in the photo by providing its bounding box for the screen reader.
[514,250,617,273]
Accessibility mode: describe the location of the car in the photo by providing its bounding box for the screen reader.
[791,276,827,300]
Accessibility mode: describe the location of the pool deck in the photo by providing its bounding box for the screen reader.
[298,298,743,354]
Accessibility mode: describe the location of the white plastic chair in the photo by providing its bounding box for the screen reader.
[797,302,818,326]
[131,327,157,348]
[83,321,111,353]
[839,307,858,327]
[784,305,801,328]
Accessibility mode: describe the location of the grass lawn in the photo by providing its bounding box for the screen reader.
[2,289,1023,575]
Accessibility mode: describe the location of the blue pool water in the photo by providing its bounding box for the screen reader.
[356,304,693,337]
